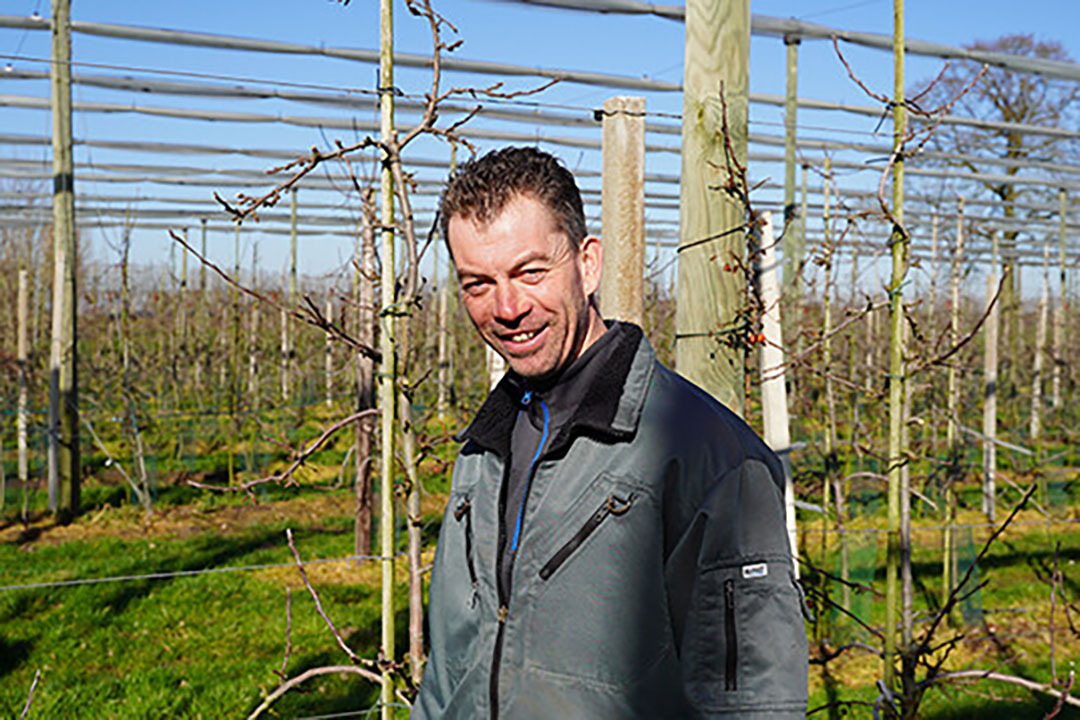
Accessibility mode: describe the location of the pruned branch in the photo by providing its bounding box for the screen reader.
[188,409,379,495]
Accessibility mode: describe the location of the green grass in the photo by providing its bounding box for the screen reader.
[0,496,426,719]
[3,459,1078,718]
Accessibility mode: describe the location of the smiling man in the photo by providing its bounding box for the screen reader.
[413,147,808,719]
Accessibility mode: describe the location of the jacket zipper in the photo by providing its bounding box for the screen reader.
[490,392,550,719]
[539,492,635,581]
[453,496,479,607]
[724,577,737,691]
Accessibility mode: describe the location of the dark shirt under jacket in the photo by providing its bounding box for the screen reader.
[497,320,626,600]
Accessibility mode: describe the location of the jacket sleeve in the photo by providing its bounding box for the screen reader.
[664,457,809,718]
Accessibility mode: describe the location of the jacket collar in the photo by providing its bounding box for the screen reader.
[459,322,652,458]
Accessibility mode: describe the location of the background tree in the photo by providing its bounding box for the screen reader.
[914,35,1080,398]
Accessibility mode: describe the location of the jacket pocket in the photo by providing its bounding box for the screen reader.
[453,495,479,607]
[538,491,635,581]
[684,561,808,713]
[523,478,672,691]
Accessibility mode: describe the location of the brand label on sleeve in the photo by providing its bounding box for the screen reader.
[742,563,768,579]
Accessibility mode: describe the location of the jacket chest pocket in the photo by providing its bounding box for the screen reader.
[521,476,672,690]
[537,491,635,581]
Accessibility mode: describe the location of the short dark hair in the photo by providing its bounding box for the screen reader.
[439,146,587,248]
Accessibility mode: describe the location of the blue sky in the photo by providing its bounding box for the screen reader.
[1,1,1077,293]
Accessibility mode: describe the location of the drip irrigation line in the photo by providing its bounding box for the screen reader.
[0,552,405,593]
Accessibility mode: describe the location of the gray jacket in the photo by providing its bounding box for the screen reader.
[413,325,808,719]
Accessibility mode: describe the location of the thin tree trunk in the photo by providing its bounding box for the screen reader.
[355,216,376,558]
[983,233,1000,520]
[325,295,334,408]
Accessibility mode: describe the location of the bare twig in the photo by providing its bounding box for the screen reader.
[273,588,293,680]
[188,408,379,495]
[247,665,386,720]
[19,670,40,720]
[932,670,1080,710]
[169,229,379,361]
[285,528,371,667]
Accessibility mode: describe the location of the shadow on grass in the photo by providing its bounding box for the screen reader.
[0,638,32,680]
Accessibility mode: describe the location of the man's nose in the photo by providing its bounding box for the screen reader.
[493,281,528,323]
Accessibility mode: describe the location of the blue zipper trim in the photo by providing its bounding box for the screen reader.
[509,393,549,553]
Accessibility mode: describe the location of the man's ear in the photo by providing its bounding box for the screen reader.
[578,234,603,298]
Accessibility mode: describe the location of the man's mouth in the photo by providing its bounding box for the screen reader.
[497,326,545,354]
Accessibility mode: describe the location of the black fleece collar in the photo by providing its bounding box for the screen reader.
[459,321,645,459]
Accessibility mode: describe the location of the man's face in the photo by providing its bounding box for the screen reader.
[447,194,604,381]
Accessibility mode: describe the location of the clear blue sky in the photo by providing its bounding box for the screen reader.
[1,1,1076,291]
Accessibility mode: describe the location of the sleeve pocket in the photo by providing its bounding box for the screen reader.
[682,560,808,715]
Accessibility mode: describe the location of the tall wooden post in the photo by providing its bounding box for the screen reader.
[17,269,30,510]
[782,35,802,297]
[983,232,1000,521]
[1052,190,1066,409]
[378,1,397,713]
[1032,241,1049,444]
[676,0,749,415]
[885,0,908,691]
[600,95,646,326]
[943,197,964,623]
[757,212,797,576]
[48,0,79,517]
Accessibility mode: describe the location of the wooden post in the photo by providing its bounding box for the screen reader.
[757,212,798,576]
[378,0,397,712]
[885,0,907,690]
[47,0,79,516]
[1032,241,1049,443]
[983,233,1000,521]
[942,197,964,623]
[600,96,646,326]
[17,269,29,504]
[676,0,749,415]
[782,35,802,298]
[1052,189,1066,409]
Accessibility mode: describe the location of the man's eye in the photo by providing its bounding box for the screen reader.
[521,268,547,282]
[462,281,487,296]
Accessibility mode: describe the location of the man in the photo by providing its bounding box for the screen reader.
[414,147,807,719]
